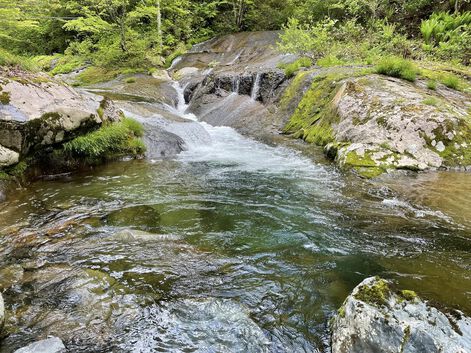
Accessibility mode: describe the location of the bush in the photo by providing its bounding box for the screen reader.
[375,57,418,82]
[278,57,312,77]
[63,117,145,161]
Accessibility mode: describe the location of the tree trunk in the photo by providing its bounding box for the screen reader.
[156,0,162,53]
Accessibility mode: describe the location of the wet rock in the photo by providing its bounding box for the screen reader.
[0,264,24,290]
[114,229,181,242]
[13,337,66,353]
[331,277,471,353]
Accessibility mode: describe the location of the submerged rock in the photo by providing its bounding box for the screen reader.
[13,337,66,353]
[331,277,471,353]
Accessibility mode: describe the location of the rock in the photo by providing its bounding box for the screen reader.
[13,337,66,353]
[114,229,181,242]
[331,277,471,353]
[0,145,19,167]
[0,292,4,334]
[283,70,471,177]
[0,70,110,156]
[151,69,171,81]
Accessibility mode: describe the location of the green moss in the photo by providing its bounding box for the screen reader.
[400,325,411,353]
[399,290,418,302]
[125,77,136,84]
[375,57,417,82]
[62,117,145,162]
[283,72,347,146]
[0,91,10,105]
[354,277,391,306]
[338,305,346,318]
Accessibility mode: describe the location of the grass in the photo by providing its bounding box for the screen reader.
[125,77,136,84]
[375,57,418,82]
[440,73,460,90]
[62,117,145,161]
[278,57,313,78]
[427,80,437,90]
[423,97,439,106]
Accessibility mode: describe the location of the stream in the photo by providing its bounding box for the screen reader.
[0,80,470,352]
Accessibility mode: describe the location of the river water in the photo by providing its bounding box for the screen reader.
[0,82,470,352]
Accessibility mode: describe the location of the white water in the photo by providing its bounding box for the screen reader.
[251,73,261,100]
[171,82,329,177]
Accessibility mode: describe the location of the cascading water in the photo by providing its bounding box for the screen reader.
[251,73,261,100]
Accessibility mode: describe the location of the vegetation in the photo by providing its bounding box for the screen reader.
[62,117,145,162]
[354,277,390,306]
[0,0,467,84]
[376,57,418,82]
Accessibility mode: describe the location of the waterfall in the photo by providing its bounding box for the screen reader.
[251,73,261,101]
[232,77,240,94]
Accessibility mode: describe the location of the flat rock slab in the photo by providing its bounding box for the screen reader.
[14,337,66,353]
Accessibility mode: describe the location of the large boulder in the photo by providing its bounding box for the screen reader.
[0,70,119,158]
[282,70,471,177]
[331,277,471,353]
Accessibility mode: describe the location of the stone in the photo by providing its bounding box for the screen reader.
[0,292,4,334]
[331,277,471,353]
[13,337,66,353]
[0,145,19,167]
[0,71,116,156]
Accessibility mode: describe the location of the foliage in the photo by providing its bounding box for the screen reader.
[63,117,145,160]
[278,57,312,77]
[420,12,471,64]
[375,57,418,81]
[0,48,37,71]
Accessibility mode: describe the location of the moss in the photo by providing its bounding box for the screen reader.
[283,72,347,146]
[354,277,391,306]
[0,161,28,181]
[0,91,10,105]
[400,325,411,353]
[399,290,418,302]
[338,306,345,318]
[125,77,136,84]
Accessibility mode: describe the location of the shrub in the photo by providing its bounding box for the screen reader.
[375,57,417,82]
[427,80,437,90]
[63,117,145,161]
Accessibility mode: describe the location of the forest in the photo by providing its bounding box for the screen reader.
[0,0,469,83]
